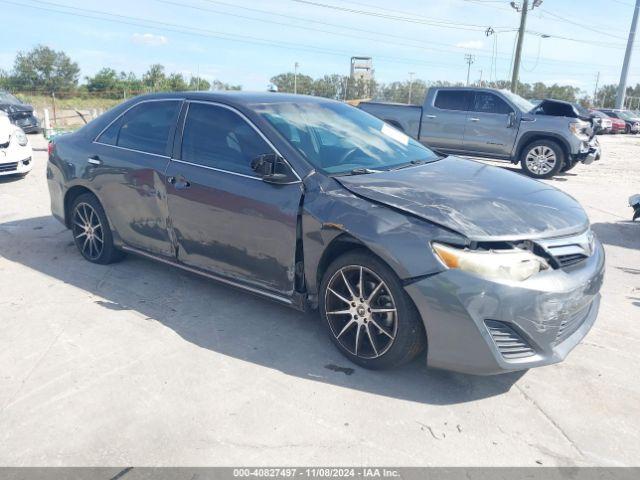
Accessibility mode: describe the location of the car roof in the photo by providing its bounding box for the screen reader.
[127,91,340,108]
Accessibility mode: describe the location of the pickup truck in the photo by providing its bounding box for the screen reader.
[359,87,600,179]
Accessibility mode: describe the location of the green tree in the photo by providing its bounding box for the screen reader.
[189,76,211,91]
[312,74,348,100]
[143,64,167,91]
[12,45,80,92]
[211,80,242,91]
[166,73,188,91]
[86,68,120,93]
[270,72,314,94]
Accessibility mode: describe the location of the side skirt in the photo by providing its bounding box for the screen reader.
[120,245,301,309]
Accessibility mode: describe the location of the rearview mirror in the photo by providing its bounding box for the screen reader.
[251,154,294,184]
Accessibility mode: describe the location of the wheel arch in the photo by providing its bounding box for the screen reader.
[63,185,100,229]
[514,132,570,165]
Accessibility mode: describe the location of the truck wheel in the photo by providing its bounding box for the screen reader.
[520,140,564,179]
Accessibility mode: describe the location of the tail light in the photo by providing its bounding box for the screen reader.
[47,141,55,159]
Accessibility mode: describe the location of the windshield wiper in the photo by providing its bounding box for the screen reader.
[348,168,381,175]
[391,159,429,170]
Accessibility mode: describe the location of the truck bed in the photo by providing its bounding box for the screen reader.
[358,102,423,139]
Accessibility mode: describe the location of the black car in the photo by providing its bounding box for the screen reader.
[0,91,41,133]
[46,92,604,375]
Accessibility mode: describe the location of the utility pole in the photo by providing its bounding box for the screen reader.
[465,54,475,86]
[510,0,543,93]
[479,69,483,87]
[407,71,415,104]
[616,0,640,109]
[593,72,600,107]
[294,61,299,95]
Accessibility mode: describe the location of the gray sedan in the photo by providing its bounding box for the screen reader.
[46,92,604,375]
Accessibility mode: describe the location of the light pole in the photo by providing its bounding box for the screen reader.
[294,62,299,94]
[465,54,475,86]
[616,0,640,109]
[408,72,415,104]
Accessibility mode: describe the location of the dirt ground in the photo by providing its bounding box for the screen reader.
[0,133,638,466]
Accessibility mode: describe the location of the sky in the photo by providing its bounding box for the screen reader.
[1,0,638,94]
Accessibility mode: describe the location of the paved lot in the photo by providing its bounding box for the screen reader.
[1,134,639,466]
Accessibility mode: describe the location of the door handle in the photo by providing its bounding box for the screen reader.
[424,114,437,119]
[469,117,480,122]
[87,155,102,165]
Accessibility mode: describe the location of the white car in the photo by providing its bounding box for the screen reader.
[0,111,33,177]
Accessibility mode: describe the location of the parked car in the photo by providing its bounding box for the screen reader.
[590,110,618,134]
[599,109,640,134]
[630,194,640,221]
[0,91,41,134]
[0,111,33,177]
[359,88,600,179]
[47,92,605,375]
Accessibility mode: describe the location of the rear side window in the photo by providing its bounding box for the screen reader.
[181,103,273,177]
[434,90,470,111]
[472,93,513,114]
[97,100,181,156]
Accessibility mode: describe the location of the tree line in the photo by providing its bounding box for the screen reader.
[0,45,240,98]
[1,45,637,109]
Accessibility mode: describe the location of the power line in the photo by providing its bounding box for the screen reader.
[290,0,514,32]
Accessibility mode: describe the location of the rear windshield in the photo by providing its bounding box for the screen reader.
[254,101,440,175]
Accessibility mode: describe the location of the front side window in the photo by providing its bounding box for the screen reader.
[434,90,471,111]
[472,93,513,114]
[97,100,181,156]
[181,103,273,176]
[254,101,439,175]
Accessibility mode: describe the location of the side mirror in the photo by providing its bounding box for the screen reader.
[251,154,294,184]
[507,111,516,128]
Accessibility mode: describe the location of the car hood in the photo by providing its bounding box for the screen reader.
[335,157,589,241]
[0,103,33,116]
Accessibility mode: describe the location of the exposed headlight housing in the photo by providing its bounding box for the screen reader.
[432,243,549,282]
[13,129,28,147]
[568,120,589,139]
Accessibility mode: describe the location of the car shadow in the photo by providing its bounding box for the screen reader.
[0,215,526,406]
[591,221,640,249]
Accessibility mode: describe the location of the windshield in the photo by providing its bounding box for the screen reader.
[0,92,22,105]
[253,101,439,175]
[500,90,535,112]
[618,111,639,121]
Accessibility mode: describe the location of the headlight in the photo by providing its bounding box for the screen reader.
[432,243,549,282]
[568,120,589,138]
[13,129,28,147]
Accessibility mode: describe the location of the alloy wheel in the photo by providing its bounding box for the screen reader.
[324,265,398,359]
[72,202,104,261]
[525,146,557,175]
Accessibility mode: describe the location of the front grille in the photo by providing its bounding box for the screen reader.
[555,304,590,344]
[485,320,535,360]
[536,230,594,269]
[556,253,588,268]
[0,162,18,173]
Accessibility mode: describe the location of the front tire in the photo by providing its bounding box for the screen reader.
[520,139,564,179]
[70,193,125,264]
[319,250,426,370]
[561,158,578,172]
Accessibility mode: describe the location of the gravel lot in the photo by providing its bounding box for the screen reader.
[0,134,639,466]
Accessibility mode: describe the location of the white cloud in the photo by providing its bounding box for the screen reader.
[131,33,168,47]
[455,40,484,50]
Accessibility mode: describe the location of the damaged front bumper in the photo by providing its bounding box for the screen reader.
[404,238,605,375]
[576,137,601,164]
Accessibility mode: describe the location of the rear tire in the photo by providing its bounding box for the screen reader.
[70,193,125,265]
[319,250,426,370]
[520,139,564,179]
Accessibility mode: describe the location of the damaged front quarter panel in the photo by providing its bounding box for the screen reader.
[301,172,465,306]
